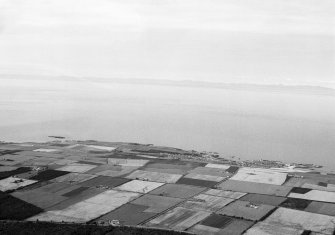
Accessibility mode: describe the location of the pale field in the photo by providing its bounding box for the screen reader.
[146,207,210,231]
[264,208,335,235]
[33,149,59,153]
[205,163,230,169]
[0,166,18,172]
[302,183,335,192]
[131,194,183,213]
[107,158,149,167]
[137,154,158,159]
[86,145,116,151]
[27,190,141,222]
[268,167,311,173]
[218,200,275,221]
[230,167,287,185]
[27,211,85,223]
[56,163,97,173]
[52,159,78,165]
[189,167,231,177]
[23,158,58,166]
[115,180,164,193]
[204,189,246,199]
[126,170,183,183]
[0,177,37,191]
[188,224,221,235]
[184,173,225,182]
[288,190,335,203]
[190,220,254,235]
[244,221,303,235]
[33,148,59,153]
[95,166,139,177]
[182,194,234,212]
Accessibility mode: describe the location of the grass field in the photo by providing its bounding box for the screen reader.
[131,194,183,213]
[52,173,97,183]
[28,190,141,222]
[204,189,246,199]
[239,193,286,206]
[191,214,254,235]
[188,167,231,177]
[181,194,234,212]
[94,203,156,225]
[218,180,292,196]
[244,221,303,235]
[11,189,67,209]
[150,184,206,199]
[305,201,335,216]
[218,200,275,221]
[79,176,130,188]
[146,207,211,231]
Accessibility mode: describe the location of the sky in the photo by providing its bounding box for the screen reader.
[0,0,334,86]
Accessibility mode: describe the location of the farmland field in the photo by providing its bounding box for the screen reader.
[0,140,334,234]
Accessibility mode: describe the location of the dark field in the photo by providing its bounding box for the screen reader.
[0,193,43,220]
[305,201,335,216]
[31,170,70,181]
[63,187,90,197]
[240,193,287,206]
[47,188,106,211]
[0,167,31,180]
[200,214,233,228]
[94,204,156,225]
[11,187,68,209]
[176,178,218,188]
[80,176,130,188]
[280,198,312,210]
[150,184,206,199]
[0,149,23,156]
[290,187,312,194]
[226,166,239,174]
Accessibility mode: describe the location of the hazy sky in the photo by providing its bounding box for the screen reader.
[0,0,334,86]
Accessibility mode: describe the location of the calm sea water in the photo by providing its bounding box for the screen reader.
[1,77,334,168]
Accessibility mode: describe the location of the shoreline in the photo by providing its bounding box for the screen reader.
[0,138,327,172]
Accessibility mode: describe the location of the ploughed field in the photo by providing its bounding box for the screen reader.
[1,140,335,235]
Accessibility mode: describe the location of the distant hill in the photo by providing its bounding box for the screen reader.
[1,74,334,96]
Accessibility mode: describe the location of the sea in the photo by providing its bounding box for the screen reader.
[1,76,334,169]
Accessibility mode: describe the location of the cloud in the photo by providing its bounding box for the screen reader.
[0,0,333,83]
[1,0,334,35]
